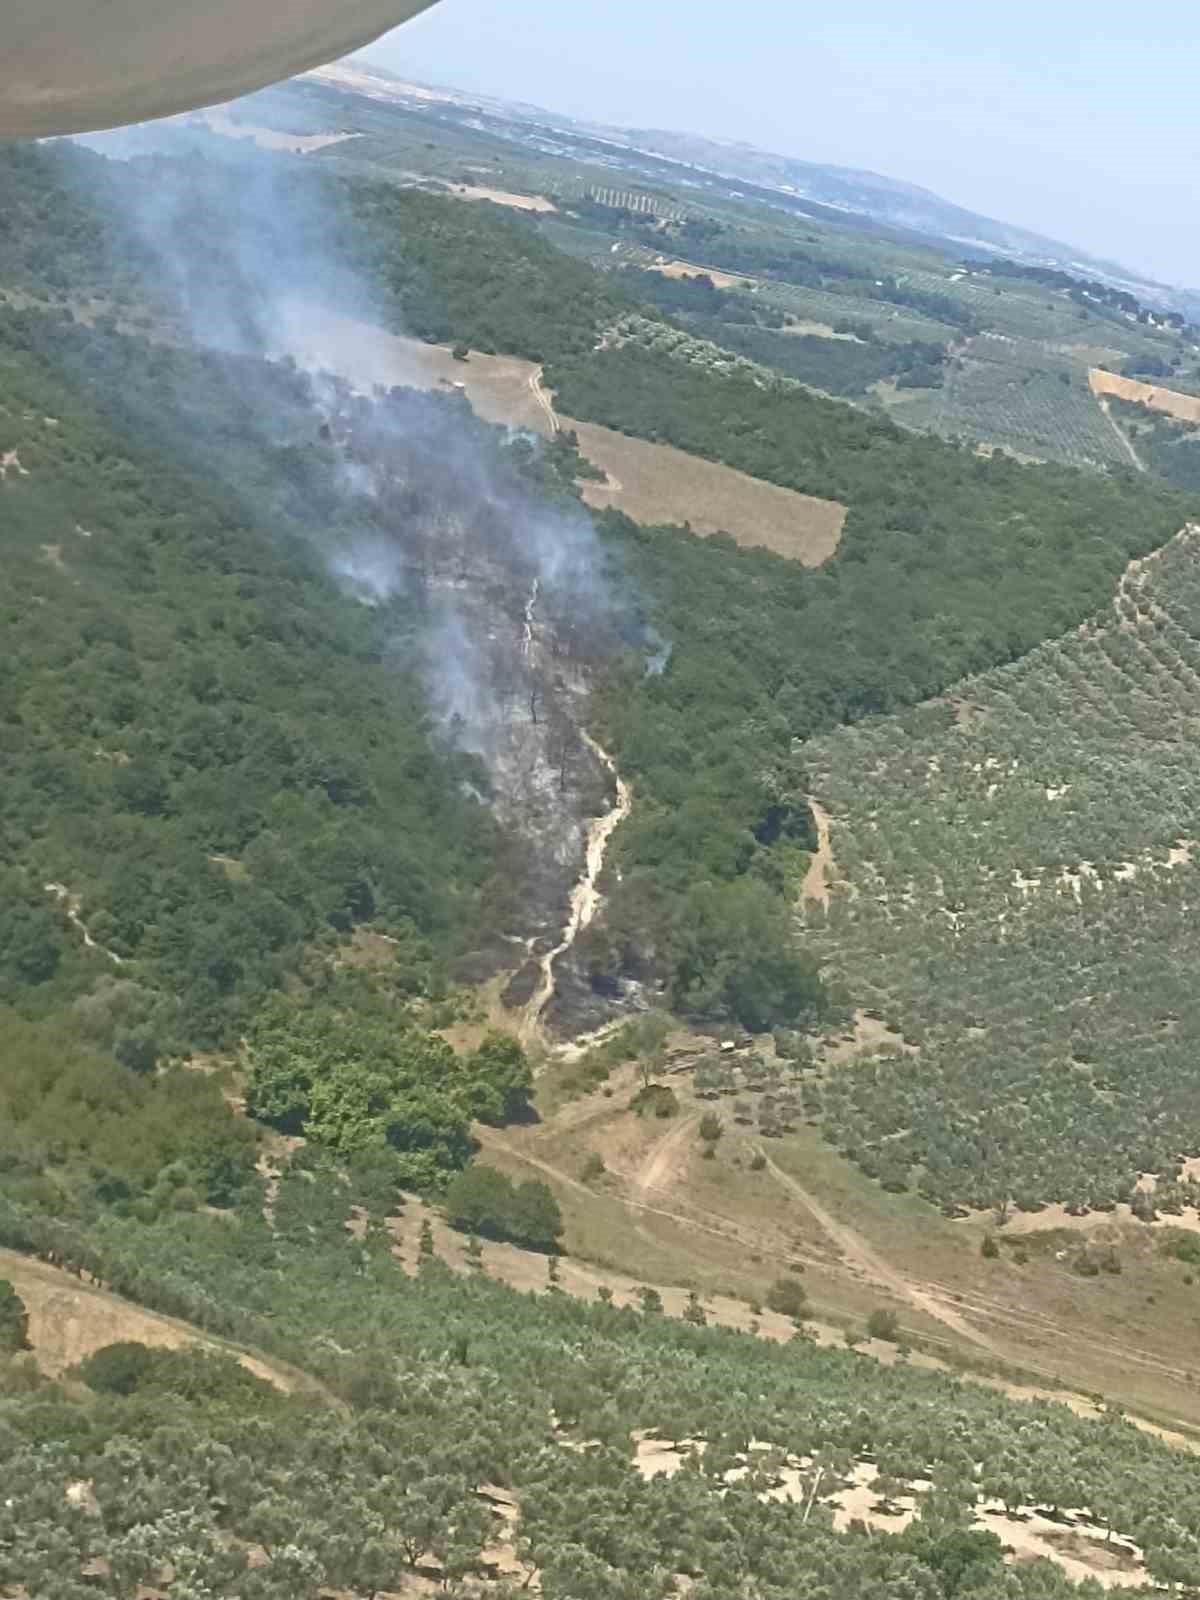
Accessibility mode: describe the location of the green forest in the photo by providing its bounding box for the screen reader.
[1,133,1196,1049]
[0,314,501,1050]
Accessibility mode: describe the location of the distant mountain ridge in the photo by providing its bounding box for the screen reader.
[337,55,1200,319]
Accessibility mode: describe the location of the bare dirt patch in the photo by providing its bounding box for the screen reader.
[646,258,754,291]
[281,312,553,434]
[443,182,557,213]
[1089,367,1200,424]
[801,799,834,904]
[781,320,864,342]
[0,1249,298,1392]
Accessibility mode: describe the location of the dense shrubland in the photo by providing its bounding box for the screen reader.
[621,266,947,394]
[246,998,533,1188]
[568,347,1188,1006]
[0,314,502,1049]
[0,1007,256,1216]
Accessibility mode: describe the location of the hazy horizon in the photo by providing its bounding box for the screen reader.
[365,0,1200,288]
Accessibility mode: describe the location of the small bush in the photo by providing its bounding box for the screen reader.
[0,1282,30,1354]
[1160,1228,1200,1266]
[630,1084,678,1119]
[581,1152,606,1182]
[980,1234,1000,1259]
[765,1276,807,1320]
[77,1341,156,1395]
[865,1308,901,1343]
[698,1112,723,1144]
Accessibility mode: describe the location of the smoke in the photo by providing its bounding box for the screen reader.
[74,115,376,361]
[70,105,632,800]
[643,627,673,676]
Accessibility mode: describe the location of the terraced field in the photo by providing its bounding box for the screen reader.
[800,524,1200,1211]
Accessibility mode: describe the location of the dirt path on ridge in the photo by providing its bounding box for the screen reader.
[801,800,833,905]
[529,367,559,434]
[1098,396,1145,472]
[637,1114,701,1196]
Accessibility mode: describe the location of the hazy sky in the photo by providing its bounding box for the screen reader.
[366,0,1200,286]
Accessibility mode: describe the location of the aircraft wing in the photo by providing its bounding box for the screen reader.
[2,0,440,138]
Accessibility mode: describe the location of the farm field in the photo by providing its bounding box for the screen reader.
[568,418,846,561]
[1090,367,1200,424]
[279,310,845,558]
[799,523,1200,1214]
[886,341,1131,468]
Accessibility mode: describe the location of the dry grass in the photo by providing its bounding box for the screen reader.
[567,418,846,563]
[451,1024,1200,1438]
[284,316,845,562]
[0,1248,301,1392]
[442,182,557,213]
[646,258,754,291]
[1089,368,1200,424]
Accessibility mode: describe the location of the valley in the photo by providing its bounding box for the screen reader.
[5,51,1200,1600]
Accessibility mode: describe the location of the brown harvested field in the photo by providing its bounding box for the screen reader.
[566,417,846,563]
[646,257,754,291]
[284,314,845,561]
[278,312,553,435]
[0,1247,301,1391]
[198,109,358,153]
[442,182,557,213]
[1089,367,1200,424]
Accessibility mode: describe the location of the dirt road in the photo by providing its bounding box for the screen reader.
[1097,396,1145,472]
[637,1114,700,1195]
[528,368,559,435]
[759,1154,1007,1358]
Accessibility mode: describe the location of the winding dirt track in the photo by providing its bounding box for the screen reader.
[1100,398,1146,472]
[528,368,559,435]
[483,1117,1200,1402]
[637,1114,700,1196]
[758,1153,1006,1358]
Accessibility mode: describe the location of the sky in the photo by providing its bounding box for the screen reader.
[366,0,1200,286]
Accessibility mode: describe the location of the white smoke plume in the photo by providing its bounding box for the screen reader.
[70,106,631,797]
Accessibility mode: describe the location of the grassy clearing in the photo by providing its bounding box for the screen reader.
[466,1041,1200,1430]
[0,1248,301,1391]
